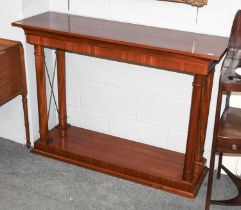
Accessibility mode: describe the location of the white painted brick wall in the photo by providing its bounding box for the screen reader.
[65,47,194,152]
[137,122,169,149]
[167,130,187,153]
[137,93,190,132]
[70,0,110,19]
[66,76,80,107]
[66,53,109,83]
[65,51,192,153]
[67,106,109,134]
[108,116,139,141]
[79,81,138,119]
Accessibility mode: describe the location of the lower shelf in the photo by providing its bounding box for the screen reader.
[32,125,207,198]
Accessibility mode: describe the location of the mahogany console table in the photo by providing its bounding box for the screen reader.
[13,12,228,198]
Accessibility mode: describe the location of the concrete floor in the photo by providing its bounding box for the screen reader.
[0,137,240,210]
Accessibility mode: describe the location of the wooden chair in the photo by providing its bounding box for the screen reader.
[205,10,241,210]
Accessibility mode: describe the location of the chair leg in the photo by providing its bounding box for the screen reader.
[205,149,216,210]
[211,165,241,206]
[217,153,223,179]
[205,81,223,210]
[22,95,31,148]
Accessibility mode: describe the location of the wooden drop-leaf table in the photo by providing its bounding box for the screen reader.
[0,38,30,148]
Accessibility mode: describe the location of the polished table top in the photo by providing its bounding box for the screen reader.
[13,12,228,61]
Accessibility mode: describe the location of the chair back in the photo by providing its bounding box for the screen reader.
[224,10,241,71]
[229,10,241,51]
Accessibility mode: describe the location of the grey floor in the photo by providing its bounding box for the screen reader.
[0,138,240,210]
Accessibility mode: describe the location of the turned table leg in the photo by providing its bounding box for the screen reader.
[194,70,214,177]
[56,49,68,129]
[34,45,49,142]
[183,74,205,181]
[22,95,30,148]
[19,43,31,148]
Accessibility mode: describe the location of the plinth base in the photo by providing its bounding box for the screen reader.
[32,126,207,198]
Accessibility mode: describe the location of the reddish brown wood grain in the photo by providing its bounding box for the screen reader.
[12,12,227,61]
[12,11,228,198]
[34,45,49,142]
[0,38,30,148]
[32,125,207,198]
[183,74,204,181]
[216,107,241,153]
[56,49,68,129]
[12,12,228,75]
[0,43,22,104]
[193,69,214,177]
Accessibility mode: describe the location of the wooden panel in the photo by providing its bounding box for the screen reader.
[0,38,18,49]
[26,33,210,75]
[0,38,31,148]
[12,12,228,61]
[216,138,241,153]
[0,44,22,105]
[218,107,241,139]
[32,125,208,198]
[216,107,241,153]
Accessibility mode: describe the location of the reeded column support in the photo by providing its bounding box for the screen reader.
[193,70,214,177]
[34,45,49,142]
[56,49,68,129]
[183,74,205,181]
